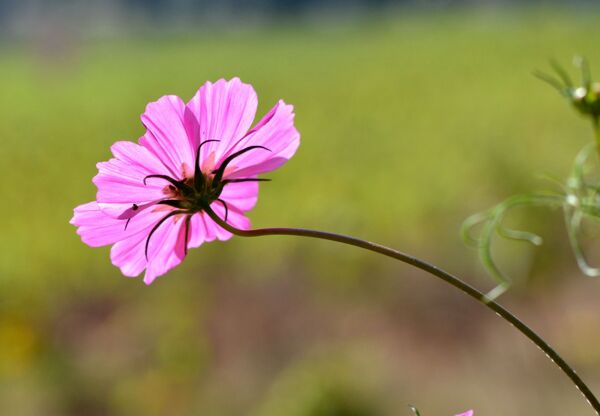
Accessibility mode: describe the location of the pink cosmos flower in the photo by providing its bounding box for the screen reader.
[410,405,473,416]
[71,78,300,284]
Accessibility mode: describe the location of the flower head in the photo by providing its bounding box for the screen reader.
[535,57,600,122]
[71,78,300,284]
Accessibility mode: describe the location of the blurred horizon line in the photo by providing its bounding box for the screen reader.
[0,0,599,42]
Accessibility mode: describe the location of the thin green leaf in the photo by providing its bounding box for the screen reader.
[550,59,574,87]
[533,70,566,93]
[565,207,600,277]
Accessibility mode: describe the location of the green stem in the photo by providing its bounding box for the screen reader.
[204,205,600,415]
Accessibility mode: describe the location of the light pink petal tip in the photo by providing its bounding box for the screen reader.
[187,77,258,164]
[223,100,300,179]
[139,95,197,178]
[72,78,299,283]
[455,411,474,416]
[72,201,161,249]
[93,141,168,218]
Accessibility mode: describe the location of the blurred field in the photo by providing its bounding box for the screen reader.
[2,6,600,415]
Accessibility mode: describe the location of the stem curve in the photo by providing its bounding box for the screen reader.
[203,206,600,415]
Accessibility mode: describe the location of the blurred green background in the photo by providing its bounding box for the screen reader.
[2,2,600,415]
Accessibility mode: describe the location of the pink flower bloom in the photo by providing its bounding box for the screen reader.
[455,411,473,416]
[71,78,300,284]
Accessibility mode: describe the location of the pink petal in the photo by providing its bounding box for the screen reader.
[110,231,148,277]
[455,411,474,416]
[203,202,251,242]
[139,95,197,179]
[73,202,188,281]
[224,205,252,230]
[181,200,254,251]
[143,213,188,284]
[219,180,259,212]
[186,212,220,248]
[200,212,218,242]
[111,140,168,175]
[93,141,169,218]
[71,201,161,247]
[190,204,245,244]
[204,210,232,241]
[187,214,208,248]
[222,100,300,179]
[93,161,164,205]
[200,213,221,242]
[186,78,258,166]
[110,208,187,281]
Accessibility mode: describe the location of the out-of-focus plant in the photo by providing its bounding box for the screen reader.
[255,352,385,416]
[463,57,600,300]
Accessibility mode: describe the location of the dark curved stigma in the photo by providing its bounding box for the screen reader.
[136,143,274,260]
[143,174,192,195]
[157,199,188,209]
[183,215,192,255]
[221,178,271,185]
[194,140,220,192]
[212,145,271,185]
[145,210,187,260]
[215,198,229,222]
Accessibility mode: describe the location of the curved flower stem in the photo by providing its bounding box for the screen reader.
[204,206,600,414]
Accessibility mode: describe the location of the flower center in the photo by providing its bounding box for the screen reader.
[135,141,272,260]
[159,171,226,214]
[143,141,271,216]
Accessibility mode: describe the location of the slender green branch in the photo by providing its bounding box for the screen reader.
[573,142,597,189]
[461,193,564,299]
[564,207,600,277]
[204,205,600,415]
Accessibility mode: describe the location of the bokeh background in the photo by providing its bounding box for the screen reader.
[2,1,600,415]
